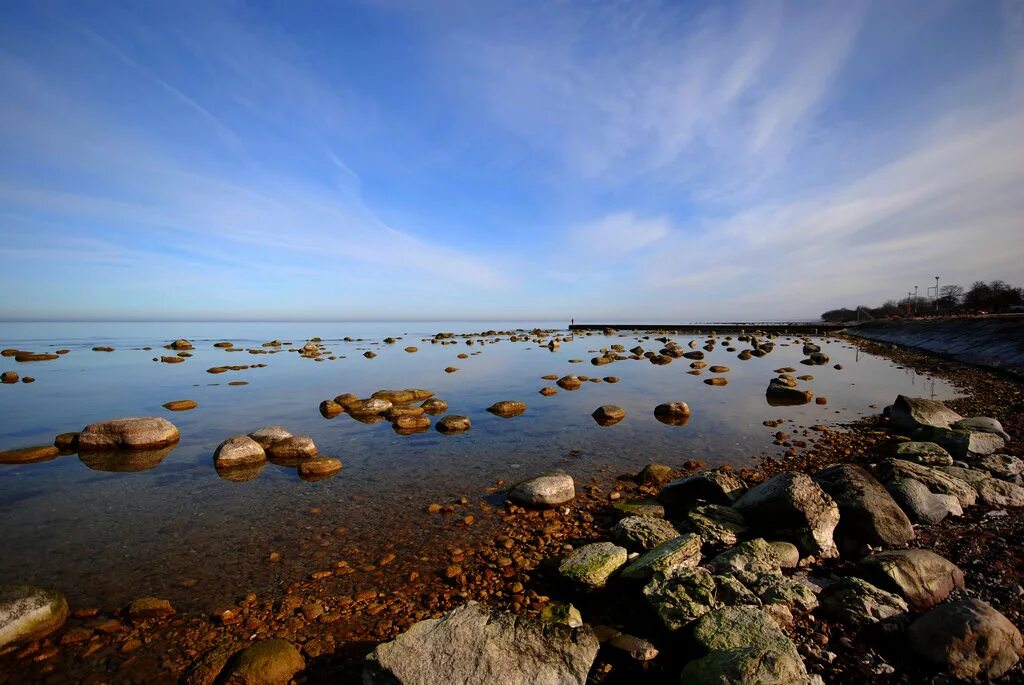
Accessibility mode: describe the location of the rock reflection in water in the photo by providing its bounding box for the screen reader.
[78,444,176,472]
[215,461,265,483]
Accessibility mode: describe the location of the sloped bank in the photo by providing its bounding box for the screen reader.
[845,316,1024,377]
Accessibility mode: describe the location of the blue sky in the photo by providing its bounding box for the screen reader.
[1,0,1022,321]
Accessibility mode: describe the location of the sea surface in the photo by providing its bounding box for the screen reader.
[0,321,954,610]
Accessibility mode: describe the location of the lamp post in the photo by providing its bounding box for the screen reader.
[934,276,940,313]
[914,285,918,315]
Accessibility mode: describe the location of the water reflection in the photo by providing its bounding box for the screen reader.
[78,444,176,472]
[215,461,265,483]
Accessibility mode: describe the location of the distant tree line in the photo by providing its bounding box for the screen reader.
[821,280,1024,322]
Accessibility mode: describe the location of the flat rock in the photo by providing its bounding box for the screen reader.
[128,597,175,620]
[893,441,953,466]
[620,534,702,582]
[813,464,914,554]
[0,445,59,464]
[857,549,965,611]
[657,470,747,518]
[79,416,180,450]
[364,602,598,685]
[908,598,1023,680]
[558,542,628,589]
[267,436,318,460]
[487,400,526,417]
[817,576,908,626]
[611,516,680,552]
[611,498,665,519]
[214,435,266,469]
[733,472,840,558]
[298,457,342,480]
[163,399,198,412]
[509,473,575,507]
[0,584,69,647]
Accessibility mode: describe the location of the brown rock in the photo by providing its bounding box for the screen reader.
[163,400,197,411]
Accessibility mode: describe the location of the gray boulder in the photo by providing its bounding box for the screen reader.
[642,568,717,631]
[951,416,1010,441]
[681,606,808,684]
[732,472,840,558]
[727,571,818,612]
[857,549,965,611]
[974,478,1024,507]
[611,516,680,552]
[509,473,575,507]
[706,538,794,574]
[817,576,908,626]
[890,395,962,431]
[908,598,1023,680]
[685,504,748,549]
[620,533,702,583]
[909,426,972,460]
[558,542,628,589]
[813,464,914,554]
[363,602,599,685]
[0,584,69,647]
[893,441,953,466]
[873,459,977,507]
[885,478,961,525]
[657,471,747,518]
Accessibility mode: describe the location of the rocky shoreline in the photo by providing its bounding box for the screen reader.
[1,333,1022,684]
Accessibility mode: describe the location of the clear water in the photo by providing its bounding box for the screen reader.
[0,321,954,610]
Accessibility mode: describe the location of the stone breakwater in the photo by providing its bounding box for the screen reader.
[845,316,1024,377]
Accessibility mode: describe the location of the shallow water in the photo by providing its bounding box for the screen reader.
[0,321,954,611]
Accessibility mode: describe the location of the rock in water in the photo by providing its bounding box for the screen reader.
[247,426,292,449]
[78,416,180,450]
[0,584,69,647]
[222,639,305,684]
[591,405,625,426]
[508,473,575,507]
[298,457,342,480]
[364,602,598,685]
[857,549,965,611]
[732,472,840,558]
[889,395,962,431]
[813,464,914,553]
[487,400,527,417]
[908,598,1023,680]
[214,435,266,469]
[436,415,471,434]
[681,606,808,685]
[558,542,628,589]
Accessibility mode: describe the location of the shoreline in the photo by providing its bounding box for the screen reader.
[1,333,1021,683]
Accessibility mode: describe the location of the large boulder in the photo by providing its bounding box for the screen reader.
[221,639,305,684]
[885,479,962,525]
[78,416,180,450]
[909,426,972,460]
[975,454,1024,480]
[247,426,292,449]
[857,549,965,611]
[0,584,69,647]
[890,395,962,431]
[732,472,840,558]
[908,598,1023,680]
[558,543,628,589]
[817,576,908,626]
[508,473,575,507]
[611,516,680,552]
[974,478,1024,507]
[657,471,747,518]
[363,602,599,685]
[873,459,977,507]
[726,570,818,613]
[813,464,914,554]
[619,534,702,583]
[681,606,808,684]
